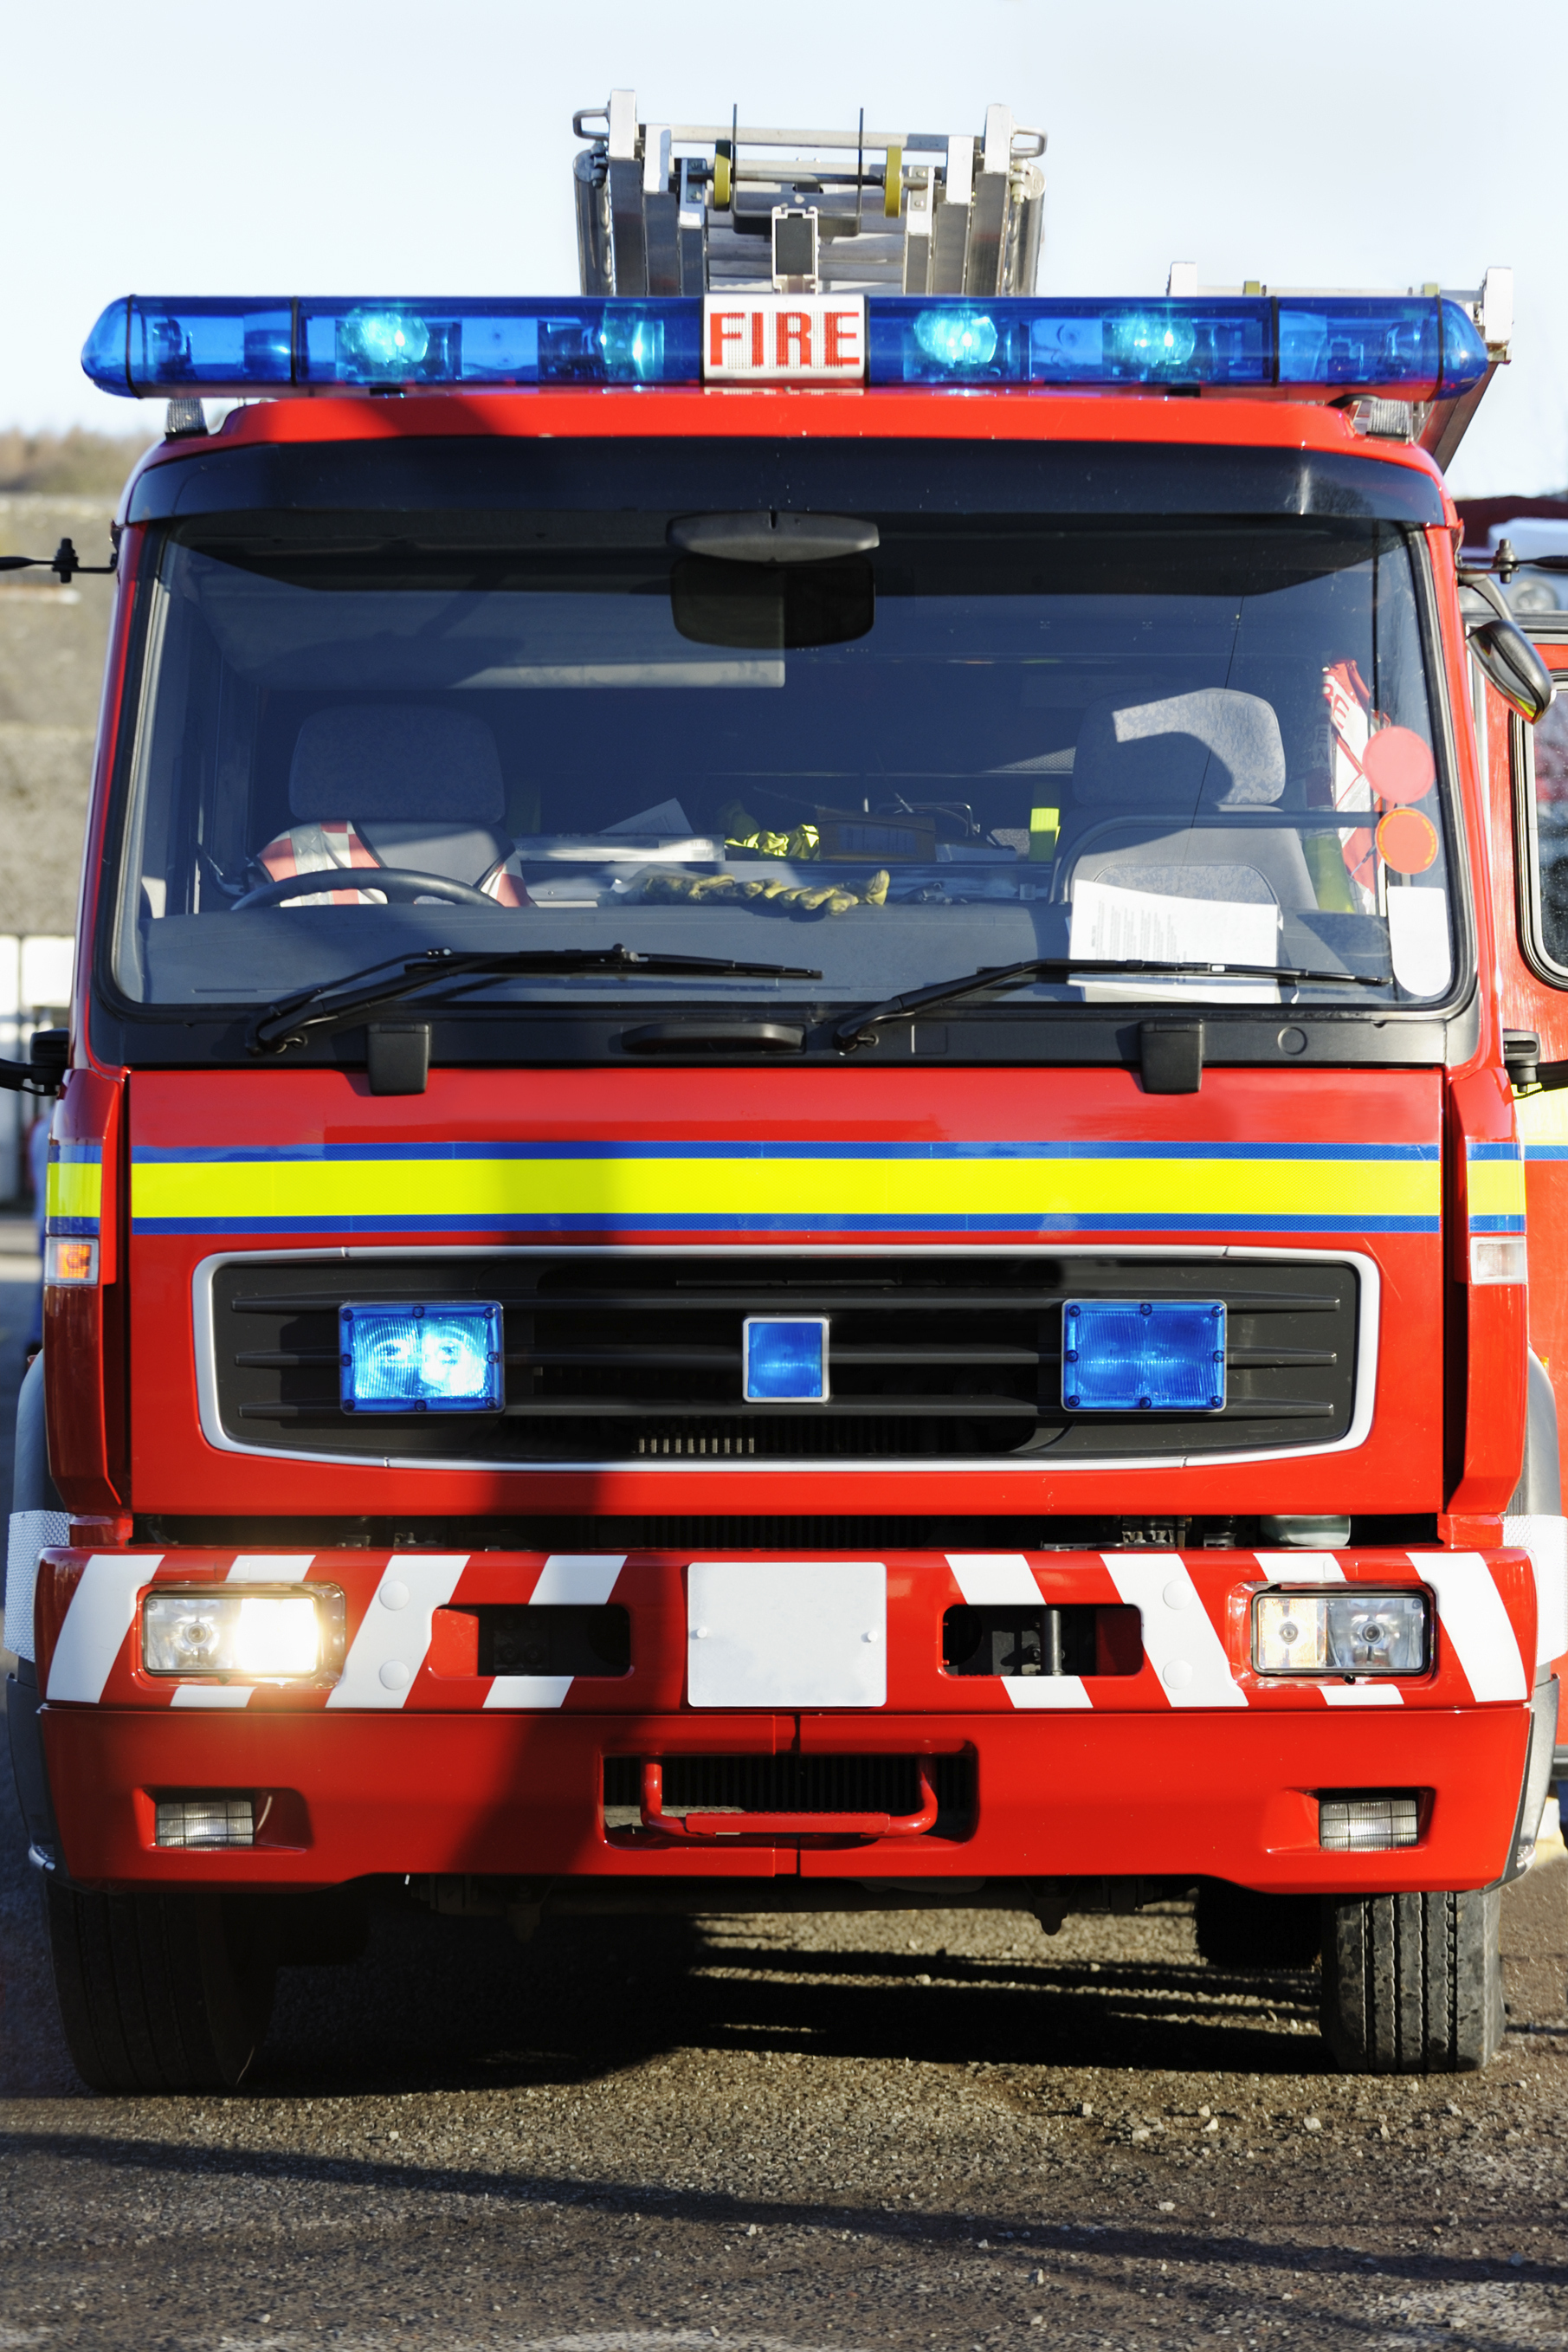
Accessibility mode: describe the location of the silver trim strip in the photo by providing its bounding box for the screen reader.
[190,1242,1380,1476]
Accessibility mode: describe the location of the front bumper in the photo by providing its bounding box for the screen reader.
[31,1545,1538,1895]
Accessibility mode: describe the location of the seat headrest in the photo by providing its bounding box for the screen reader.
[1071,689,1286,811]
[289,705,506,824]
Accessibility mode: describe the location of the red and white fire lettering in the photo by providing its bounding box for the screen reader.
[703,294,866,383]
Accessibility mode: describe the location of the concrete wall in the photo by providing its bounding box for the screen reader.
[0,493,119,937]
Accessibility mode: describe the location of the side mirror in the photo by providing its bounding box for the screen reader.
[1472,617,1557,725]
[0,1027,69,1095]
[1460,578,1558,724]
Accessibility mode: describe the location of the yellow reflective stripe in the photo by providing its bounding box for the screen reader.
[1468,1155,1526,1225]
[48,1160,102,1223]
[130,1153,1441,1225]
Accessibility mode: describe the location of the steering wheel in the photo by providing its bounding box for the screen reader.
[232,868,500,913]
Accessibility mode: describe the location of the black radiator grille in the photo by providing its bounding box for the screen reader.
[210,1251,1357,1464]
[602,1752,973,1825]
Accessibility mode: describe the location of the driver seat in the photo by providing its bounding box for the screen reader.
[252,705,528,908]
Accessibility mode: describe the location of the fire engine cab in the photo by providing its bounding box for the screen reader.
[5,97,1563,2090]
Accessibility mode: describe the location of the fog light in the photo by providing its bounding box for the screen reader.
[1252,1588,1429,1676]
[154,1794,255,1848]
[142,1587,344,1681]
[1061,1299,1224,1412]
[1320,1792,1422,1850]
[339,1301,503,1412]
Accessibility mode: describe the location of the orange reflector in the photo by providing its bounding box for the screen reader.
[45,1237,98,1286]
[1376,808,1439,875]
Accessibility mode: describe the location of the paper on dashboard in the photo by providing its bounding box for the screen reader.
[1068,879,1281,1002]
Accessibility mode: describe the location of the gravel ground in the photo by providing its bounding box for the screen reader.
[3,1778,1566,2349]
[3,1256,1568,2349]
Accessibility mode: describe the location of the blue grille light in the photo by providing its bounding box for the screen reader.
[743,1317,829,1403]
[81,294,1487,400]
[1061,1299,1226,1413]
[339,1301,503,1414]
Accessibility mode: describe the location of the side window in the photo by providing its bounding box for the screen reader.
[1520,688,1568,978]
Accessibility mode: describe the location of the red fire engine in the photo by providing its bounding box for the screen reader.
[4,97,1562,2090]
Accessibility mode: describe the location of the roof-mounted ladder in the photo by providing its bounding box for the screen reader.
[571,95,1047,300]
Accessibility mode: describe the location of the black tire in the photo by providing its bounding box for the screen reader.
[1195,1881,1321,1970]
[44,1878,277,2093]
[1320,1887,1504,2074]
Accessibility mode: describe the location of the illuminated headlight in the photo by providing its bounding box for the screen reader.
[1252,1589,1429,1676]
[339,1301,503,1413]
[142,1588,345,1681]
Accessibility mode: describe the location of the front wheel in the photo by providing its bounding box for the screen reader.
[1320,1887,1504,2074]
[44,1879,277,2093]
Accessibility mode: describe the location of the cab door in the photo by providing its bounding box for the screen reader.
[1486,621,1568,1428]
[1482,621,1568,1761]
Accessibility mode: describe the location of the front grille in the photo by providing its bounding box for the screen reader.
[603,1751,973,1829]
[210,1251,1357,1464]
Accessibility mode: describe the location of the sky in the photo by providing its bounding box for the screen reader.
[5,0,1565,497]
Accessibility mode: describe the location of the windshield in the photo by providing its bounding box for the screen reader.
[108,507,1455,1017]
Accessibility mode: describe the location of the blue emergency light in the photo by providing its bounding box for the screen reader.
[1061,1299,1226,1413]
[743,1317,829,1403]
[339,1300,503,1414]
[80,293,1487,399]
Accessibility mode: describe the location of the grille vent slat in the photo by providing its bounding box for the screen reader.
[214,1252,1356,1464]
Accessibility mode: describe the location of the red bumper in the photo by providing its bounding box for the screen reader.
[42,1700,1527,1896]
[34,1544,1537,1896]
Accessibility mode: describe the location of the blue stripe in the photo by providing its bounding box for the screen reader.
[132,1210,1442,1237]
[46,1216,100,1239]
[1469,1214,1527,1235]
[128,1137,1440,1167]
[1526,1145,1568,1161]
[1467,1140,1524,1161]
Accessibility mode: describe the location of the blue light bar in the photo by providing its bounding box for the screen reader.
[81,297,700,395]
[743,1316,829,1402]
[870,296,1487,397]
[339,1300,503,1414]
[81,293,1487,401]
[1061,1299,1226,1413]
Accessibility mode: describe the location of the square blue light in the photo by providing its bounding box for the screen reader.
[743,1317,829,1402]
[1061,1299,1226,1412]
[340,1301,504,1414]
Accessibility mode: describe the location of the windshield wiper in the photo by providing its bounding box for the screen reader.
[248,945,824,1056]
[834,955,1393,1048]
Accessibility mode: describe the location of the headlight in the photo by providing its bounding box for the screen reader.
[142,1587,345,1681]
[1252,1589,1429,1676]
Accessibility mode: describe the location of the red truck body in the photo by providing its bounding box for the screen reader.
[11,290,1561,2081]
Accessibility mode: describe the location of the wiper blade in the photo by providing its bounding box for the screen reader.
[248,945,823,1056]
[834,956,1392,1047]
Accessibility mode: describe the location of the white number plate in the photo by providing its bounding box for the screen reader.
[687,1560,887,1707]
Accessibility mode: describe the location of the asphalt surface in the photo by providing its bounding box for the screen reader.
[3,1238,1567,2349]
